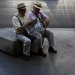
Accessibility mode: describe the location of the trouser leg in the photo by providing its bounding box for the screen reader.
[16,34,31,56]
[33,32,43,49]
[30,32,42,52]
[45,30,55,47]
[39,28,55,47]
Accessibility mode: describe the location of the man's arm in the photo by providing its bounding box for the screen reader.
[40,11,50,26]
[45,16,50,26]
[17,20,36,31]
[12,16,36,31]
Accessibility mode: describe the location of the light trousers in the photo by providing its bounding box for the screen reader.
[16,34,31,56]
[39,27,55,47]
[16,32,43,55]
[29,31,42,52]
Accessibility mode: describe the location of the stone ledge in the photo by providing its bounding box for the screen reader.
[0,28,23,56]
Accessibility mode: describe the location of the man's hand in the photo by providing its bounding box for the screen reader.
[45,16,50,26]
[28,19,37,25]
[40,19,45,23]
[26,19,37,27]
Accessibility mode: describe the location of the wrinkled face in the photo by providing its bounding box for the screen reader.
[18,8,26,16]
[33,6,40,14]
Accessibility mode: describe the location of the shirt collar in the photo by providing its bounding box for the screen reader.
[17,12,25,18]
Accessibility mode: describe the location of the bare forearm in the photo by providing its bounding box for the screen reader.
[17,20,36,31]
[45,16,50,26]
[17,22,29,31]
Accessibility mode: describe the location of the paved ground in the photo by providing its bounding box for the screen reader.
[0,28,75,75]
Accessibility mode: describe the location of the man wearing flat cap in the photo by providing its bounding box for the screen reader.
[12,3,46,61]
[27,2,57,53]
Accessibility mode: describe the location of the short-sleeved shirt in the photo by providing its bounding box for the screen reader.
[27,10,47,21]
[12,12,28,34]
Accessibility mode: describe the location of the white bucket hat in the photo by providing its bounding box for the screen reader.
[33,2,42,10]
[17,3,26,9]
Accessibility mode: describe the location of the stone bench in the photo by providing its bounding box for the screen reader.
[0,28,23,56]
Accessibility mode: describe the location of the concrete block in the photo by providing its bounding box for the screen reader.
[0,28,23,56]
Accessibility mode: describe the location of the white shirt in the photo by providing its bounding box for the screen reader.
[12,12,28,34]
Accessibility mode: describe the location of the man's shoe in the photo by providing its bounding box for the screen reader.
[38,48,47,57]
[48,47,57,53]
[21,54,29,61]
[30,51,38,55]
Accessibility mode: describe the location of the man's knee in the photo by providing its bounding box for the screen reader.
[36,36,40,41]
[24,38,31,44]
[50,31,53,36]
[47,30,53,36]
[39,33,42,38]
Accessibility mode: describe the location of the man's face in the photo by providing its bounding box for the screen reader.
[18,8,26,16]
[33,7,40,14]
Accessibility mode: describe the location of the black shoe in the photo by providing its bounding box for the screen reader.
[38,48,47,57]
[48,47,57,53]
[21,54,29,61]
[30,51,38,55]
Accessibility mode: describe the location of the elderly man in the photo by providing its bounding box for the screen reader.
[27,2,57,53]
[12,3,46,61]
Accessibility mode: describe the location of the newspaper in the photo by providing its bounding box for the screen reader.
[25,18,41,34]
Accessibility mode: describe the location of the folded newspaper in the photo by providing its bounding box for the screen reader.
[25,18,41,34]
